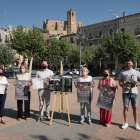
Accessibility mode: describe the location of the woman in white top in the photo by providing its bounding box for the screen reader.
[74,67,95,125]
[0,67,9,124]
[14,64,32,121]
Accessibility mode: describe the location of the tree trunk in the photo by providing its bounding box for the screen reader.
[135,60,137,68]
[29,57,33,75]
[115,57,118,79]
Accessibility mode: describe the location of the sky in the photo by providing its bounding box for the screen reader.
[0,0,140,29]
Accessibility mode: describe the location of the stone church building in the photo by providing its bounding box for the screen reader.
[43,8,83,36]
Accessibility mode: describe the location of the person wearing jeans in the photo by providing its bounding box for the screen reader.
[0,67,9,124]
[119,59,140,130]
[36,61,54,122]
[74,67,95,125]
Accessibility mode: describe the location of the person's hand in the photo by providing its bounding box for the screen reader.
[28,82,33,86]
[90,81,95,88]
[124,86,131,90]
[46,82,49,86]
[98,85,102,90]
[13,83,16,86]
[74,81,77,88]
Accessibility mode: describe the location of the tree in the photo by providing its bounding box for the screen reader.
[102,31,140,74]
[68,46,80,63]
[0,43,14,69]
[81,45,97,65]
[11,25,45,74]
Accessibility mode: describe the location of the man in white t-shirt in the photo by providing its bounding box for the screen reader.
[36,61,54,122]
[119,59,140,130]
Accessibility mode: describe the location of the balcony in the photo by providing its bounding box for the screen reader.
[94,35,102,39]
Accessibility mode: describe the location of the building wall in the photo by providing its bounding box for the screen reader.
[118,13,140,34]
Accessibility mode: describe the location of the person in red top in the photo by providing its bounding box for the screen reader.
[97,68,118,127]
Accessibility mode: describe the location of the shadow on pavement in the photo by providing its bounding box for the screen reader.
[4,108,17,119]
[30,135,50,140]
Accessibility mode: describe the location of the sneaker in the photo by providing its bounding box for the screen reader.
[135,123,140,131]
[121,122,129,129]
[80,120,84,124]
[88,121,92,125]
[36,116,43,122]
[46,116,51,121]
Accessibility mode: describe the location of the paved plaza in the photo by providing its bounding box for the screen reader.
[0,76,140,140]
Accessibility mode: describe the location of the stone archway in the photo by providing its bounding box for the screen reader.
[63,65,69,69]
[70,64,74,70]
[107,64,115,71]
[51,65,56,71]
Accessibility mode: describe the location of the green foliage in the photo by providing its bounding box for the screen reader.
[102,30,140,74]
[68,46,80,63]
[38,28,49,33]
[81,45,96,63]
[0,44,14,68]
[102,31,140,60]
[94,45,108,60]
[37,38,74,64]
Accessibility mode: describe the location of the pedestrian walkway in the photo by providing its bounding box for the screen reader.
[0,78,140,140]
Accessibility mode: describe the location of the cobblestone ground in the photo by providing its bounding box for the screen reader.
[0,77,140,140]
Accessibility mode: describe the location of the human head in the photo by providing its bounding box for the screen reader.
[103,68,111,78]
[0,67,4,76]
[125,59,133,70]
[20,64,27,73]
[41,61,48,70]
[81,67,88,76]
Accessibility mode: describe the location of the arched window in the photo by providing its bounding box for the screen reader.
[99,30,103,36]
[72,12,73,16]
[109,28,114,36]
[89,32,92,38]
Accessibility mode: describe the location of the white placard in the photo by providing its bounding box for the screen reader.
[0,85,6,94]
[32,78,48,89]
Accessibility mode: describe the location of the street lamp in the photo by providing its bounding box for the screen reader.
[76,29,85,76]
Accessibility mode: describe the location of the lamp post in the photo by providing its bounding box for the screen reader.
[76,29,85,76]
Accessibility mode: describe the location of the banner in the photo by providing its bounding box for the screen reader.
[96,85,116,110]
[32,78,49,89]
[15,80,29,100]
[49,79,61,91]
[61,76,72,92]
[77,82,91,102]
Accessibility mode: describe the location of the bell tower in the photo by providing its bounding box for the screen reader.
[67,8,76,34]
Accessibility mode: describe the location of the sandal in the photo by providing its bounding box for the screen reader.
[1,120,7,124]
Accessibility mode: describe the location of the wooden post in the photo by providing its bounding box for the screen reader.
[50,92,57,126]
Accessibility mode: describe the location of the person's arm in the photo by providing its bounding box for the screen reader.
[136,72,140,87]
[97,80,101,90]
[112,79,118,93]
[90,78,95,88]
[13,76,17,86]
[28,75,32,86]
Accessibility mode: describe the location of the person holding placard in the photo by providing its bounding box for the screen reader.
[119,59,140,130]
[35,61,54,122]
[74,67,95,125]
[97,68,117,127]
[0,67,9,124]
[14,64,32,121]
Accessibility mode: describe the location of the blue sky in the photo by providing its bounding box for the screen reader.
[0,0,140,29]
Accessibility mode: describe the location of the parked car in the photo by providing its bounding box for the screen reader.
[135,68,140,72]
[4,68,14,77]
[56,69,73,75]
[9,67,20,75]
[72,69,79,75]
[111,70,115,75]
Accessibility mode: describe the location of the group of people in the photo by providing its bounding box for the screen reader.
[0,59,140,131]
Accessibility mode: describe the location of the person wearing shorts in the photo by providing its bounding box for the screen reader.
[119,59,140,130]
